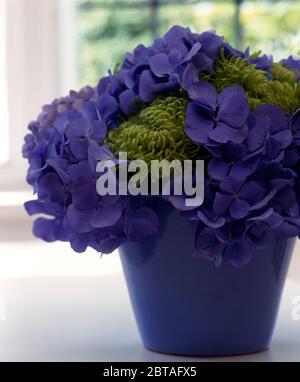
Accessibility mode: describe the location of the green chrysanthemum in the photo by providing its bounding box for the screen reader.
[202,49,300,112]
[107,95,208,164]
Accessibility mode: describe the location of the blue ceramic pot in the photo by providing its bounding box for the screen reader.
[119,199,295,356]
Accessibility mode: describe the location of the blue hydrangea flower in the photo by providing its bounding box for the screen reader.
[185,82,250,146]
[23,86,159,253]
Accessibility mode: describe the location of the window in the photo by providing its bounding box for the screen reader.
[77,0,236,86]
[242,1,300,60]
[77,0,300,87]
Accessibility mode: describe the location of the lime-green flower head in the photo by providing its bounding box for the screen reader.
[202,49,300,113]
[107,95,207,164]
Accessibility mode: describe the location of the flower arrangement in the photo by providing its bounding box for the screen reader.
[23,25,300,267]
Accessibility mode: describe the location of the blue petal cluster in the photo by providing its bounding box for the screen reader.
[23,26,300,266]
[23,86,159,253]
[97,25,224,126]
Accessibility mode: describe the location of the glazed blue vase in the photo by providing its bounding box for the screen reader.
[119,199,295,356]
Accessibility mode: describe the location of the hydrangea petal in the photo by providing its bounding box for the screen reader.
[209,122,248,144]
[197,210,225,228]
[213,192,232,215]
[223,241,251,267]
[217,85,250,128]
[229,198,250,219]
[185,102,214,144]
[90,203,124,228]
[187,80,217,110]
[208,158,229,180]
[149,53,173,76]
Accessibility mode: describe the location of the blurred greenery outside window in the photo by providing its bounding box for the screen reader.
[78,0,300,87]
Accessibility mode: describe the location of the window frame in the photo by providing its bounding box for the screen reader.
[0,0,78,191]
